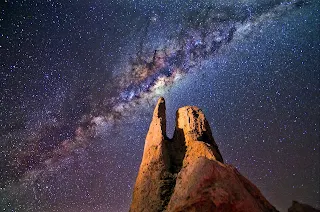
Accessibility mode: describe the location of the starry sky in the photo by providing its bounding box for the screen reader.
[0,0,319,211]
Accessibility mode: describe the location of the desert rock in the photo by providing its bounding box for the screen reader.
[130,97,278,212]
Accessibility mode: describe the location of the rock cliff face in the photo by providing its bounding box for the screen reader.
[130,97,278,212]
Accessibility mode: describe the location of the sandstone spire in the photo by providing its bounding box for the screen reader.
[130,97,171,212]
[143,97,167,157]
[130,97,278,212]
[170,106,223,171]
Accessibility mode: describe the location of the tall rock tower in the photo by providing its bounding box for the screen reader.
[130,97,278,212]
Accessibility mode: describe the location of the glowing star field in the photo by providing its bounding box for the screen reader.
[1,0,319,211]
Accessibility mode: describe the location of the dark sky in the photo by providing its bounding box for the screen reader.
[0,0,319,211]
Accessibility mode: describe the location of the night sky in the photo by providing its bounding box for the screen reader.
[0,0,319,212]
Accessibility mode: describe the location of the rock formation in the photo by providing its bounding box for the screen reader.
[288,201,320,212]
[130,97,278,212]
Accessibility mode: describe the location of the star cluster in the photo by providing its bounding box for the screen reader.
[0,0,319,211]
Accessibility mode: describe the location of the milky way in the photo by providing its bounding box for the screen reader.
[1,0,319,211]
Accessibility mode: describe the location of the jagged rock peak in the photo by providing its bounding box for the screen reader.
[130,97,170,212]
[142,97,167,158]
[152,96,166,137]
[173,106,224,163]
[130,97,277,212]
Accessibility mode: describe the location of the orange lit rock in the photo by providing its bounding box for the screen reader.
[130,97,171,212]
[130,97,278,212]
